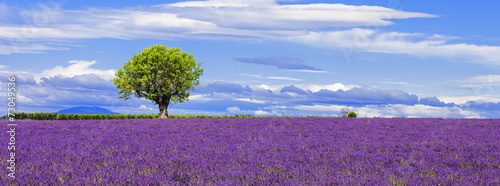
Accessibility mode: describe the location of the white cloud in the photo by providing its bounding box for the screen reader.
[245,82,364,95]
[189,94,220,101]
[234,98,265,103]
[254,109,281,116]
[0,11,210,41]
[170,0,275,8]
[139,105,154,111]
[287,69,327,73]
[377,81,408,85]
[0,61,135,115]
[250,84,284,92]
[289,29,500,65]
[283,92,301,97]
[263,105,287,109]
[131,12,215,29]
[1,65,497,118]
[293,104,347,112]
[226,106,280,116]
[36,60,116,83]
[0,1,437,54]
[293,103,480,118]
[362,104,480,118]
[389,104,479,118]
[267,76,303,81]
[168,108,227,115]
[437,96,500,105]
[241,74,305,81]
[226,106,241,113]
[0,43,65,55]
[3,1,499,66]
[17,93,33,104]
[0,4,295,41]
[239,74,263,78]
[170,1,435,29]
[454,75,500,83]
[297,83,361,92]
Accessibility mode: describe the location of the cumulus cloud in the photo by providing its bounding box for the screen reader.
[193,81,421,107]
[311,87,419,106]
[139,105,154,111]
[39,74,116,91]
[297,83,362,92]
[0,72,38,85]
[254,109,281,116]
[0,61,132,114]
[196,81,252,94]
[1,54,498,118]
[226,106,281,116]
[0,67,498,117]
[292,104,346,112]
[36,60,116,83]
[280,85,308,95]
[226,106,242,113]
[419,97,454,107]
[194,82,414,110]
[234,98,266,104]
[461,101,500,118]
[189,81,500,118]
[17,93,34,104]
[189,94,221,101]
[357,104,480,118]
[438,96,500,105]
[292,103,480,118]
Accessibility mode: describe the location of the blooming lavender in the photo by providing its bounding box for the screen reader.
[1,118,499,185]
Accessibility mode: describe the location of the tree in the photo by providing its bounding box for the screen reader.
[347,111,357,118]
[113,45,204,118]
[340,107,349,118]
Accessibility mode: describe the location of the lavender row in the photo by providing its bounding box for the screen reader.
[1,118,499,185]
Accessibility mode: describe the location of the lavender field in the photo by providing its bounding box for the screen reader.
[1,118,500,185]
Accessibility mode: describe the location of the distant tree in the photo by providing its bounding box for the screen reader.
[340,107,349,118]
[348,111,357,118]
[113,45,203,118]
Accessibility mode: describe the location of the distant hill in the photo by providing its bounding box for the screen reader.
[57,106,119,115]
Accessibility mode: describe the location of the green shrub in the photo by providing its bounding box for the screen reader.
[348,111,357,118]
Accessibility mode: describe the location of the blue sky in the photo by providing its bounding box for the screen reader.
[1,0,500,118]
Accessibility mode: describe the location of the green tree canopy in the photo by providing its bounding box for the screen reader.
[113,45,203,118]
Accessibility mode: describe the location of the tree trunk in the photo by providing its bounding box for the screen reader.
[159,102,169,118]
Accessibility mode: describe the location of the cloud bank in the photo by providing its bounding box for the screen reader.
[6,59,496,118]
[0,68,497,118]
[2,59,497,118]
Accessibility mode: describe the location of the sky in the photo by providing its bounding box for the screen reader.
[1,0,500,118]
